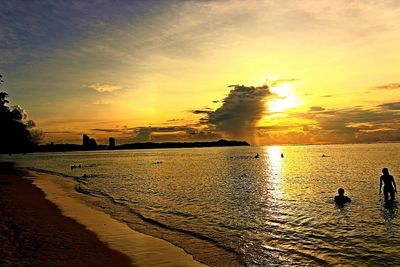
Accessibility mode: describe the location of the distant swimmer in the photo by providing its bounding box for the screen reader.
[334,188,351,205]
[322,154,325,157]
[255,153,259,158]
[281,153,284,158]
[380,168,397,202]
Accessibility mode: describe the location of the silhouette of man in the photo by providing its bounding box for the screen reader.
[334,188,351,205]
[380,168,397,202]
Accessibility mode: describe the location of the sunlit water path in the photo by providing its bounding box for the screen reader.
[5,143,400,266]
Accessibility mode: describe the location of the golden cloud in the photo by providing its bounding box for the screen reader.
[86,83,121,92]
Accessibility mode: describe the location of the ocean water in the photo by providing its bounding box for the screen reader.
[4,143,400,266]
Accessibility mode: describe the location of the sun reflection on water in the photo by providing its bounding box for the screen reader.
[265,146,284,198]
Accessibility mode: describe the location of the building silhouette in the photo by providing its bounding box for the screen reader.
[82,134,97,149]
[109,137,115,149]
[82,134,90,146]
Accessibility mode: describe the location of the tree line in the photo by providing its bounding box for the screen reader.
[0,74,38,153]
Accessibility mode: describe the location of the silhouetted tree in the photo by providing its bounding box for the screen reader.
[0,77,34,153]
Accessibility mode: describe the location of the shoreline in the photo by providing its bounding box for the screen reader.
[30,169,242,266]
[0,164,131,267]
[38,172,245,267]
[0,164,207,267]
[24,167,243,266]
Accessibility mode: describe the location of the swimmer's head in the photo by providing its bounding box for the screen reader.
[338,188,345,196]
[382,168,389,175]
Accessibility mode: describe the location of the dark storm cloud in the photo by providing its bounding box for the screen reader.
[375,83,400,90]
[378,102,400,110]
[197,84,272,141]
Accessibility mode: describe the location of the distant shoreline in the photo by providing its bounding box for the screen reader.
[3,140,398,155]
[34,139,250,153]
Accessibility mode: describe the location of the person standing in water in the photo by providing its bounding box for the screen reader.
[334,188,351,205]
[379,168,397,202]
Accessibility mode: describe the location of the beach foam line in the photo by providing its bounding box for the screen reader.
[28,171,207,267]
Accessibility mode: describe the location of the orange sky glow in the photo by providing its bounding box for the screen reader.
[1,0,400,145]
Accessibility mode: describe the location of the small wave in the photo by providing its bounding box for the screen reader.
[75,187,240,257]
[128,207,240,255]
[74,184,100,197]
[230,155,258,159]
[165,209,196,219]
[82,163,98,168]
[284,248,331,266]
[27,167,77,179]
[28,167,97,183]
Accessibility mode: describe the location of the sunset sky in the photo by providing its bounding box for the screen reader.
[1,0,400,145]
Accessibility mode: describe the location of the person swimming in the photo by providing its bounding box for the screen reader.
[334,188,351,205]
[380,168,397,202]
[255,153,259,158]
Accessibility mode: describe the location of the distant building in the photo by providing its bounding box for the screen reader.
[82,134,97,149]
[109,137,115,149]
[88,138,97,147]
[82,134,90,146]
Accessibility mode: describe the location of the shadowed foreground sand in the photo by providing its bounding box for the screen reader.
[0,163,207,267]
[0,164,132,267]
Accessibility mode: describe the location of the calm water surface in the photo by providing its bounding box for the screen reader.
[5,143,400,266]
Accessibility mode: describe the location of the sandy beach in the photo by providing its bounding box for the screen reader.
[0,163,131,266]
[0,162,206,267]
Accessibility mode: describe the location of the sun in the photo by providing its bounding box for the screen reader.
[267,83,300,112]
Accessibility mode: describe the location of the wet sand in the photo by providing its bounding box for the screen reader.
[0,163,207,267]
[0,163,132,267]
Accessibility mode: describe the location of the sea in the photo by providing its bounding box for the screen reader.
[3,143,400,266]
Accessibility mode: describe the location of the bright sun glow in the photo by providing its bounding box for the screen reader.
[268,83,300,112]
